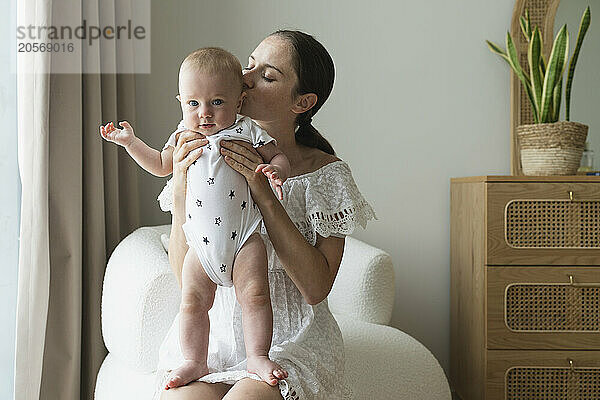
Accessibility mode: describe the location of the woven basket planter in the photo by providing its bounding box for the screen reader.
[517,121,588,176]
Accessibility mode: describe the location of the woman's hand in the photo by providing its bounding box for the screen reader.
[220,140,275,205]
[172,130,208,198]
[168,130,208,288]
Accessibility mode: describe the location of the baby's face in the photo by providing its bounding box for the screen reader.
[178,68,244,136]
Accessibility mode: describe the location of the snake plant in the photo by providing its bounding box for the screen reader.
[486,6,591,124]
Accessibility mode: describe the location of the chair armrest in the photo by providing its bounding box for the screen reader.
[153,230,395,325]
[95,353,157,400]
[102,225,395,372]
[335,315,451,400]
[328,236,395,325]
[101,225,180,373]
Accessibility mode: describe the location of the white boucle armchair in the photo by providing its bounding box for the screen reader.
[95,225,451,400]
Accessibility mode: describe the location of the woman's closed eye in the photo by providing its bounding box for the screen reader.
[243,65,274,82]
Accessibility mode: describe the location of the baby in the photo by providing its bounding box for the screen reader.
[100,47,290,389]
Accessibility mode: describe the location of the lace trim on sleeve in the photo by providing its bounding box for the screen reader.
[295,197,376,245]
[286,161,377,245]
[157,178,174,213]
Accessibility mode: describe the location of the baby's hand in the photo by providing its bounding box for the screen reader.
[100,121,136,148]
[255,163,287,200]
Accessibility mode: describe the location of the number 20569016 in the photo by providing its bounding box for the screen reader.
[18,42,74,53]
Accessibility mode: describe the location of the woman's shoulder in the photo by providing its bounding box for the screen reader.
[308,152,343,175]
[289,148,343,180]
[283,148,377,240]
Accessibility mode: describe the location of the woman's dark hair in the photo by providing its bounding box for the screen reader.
[270,30,336,155]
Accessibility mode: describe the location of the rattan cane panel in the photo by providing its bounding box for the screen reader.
[505,283,600,332]
[525,0,553,26]
[506,367,600,399]
[505,200,600,248]
[517,0,553,126]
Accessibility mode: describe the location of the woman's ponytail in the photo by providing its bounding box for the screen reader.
[271,30,336,156]
[295,112,335,155]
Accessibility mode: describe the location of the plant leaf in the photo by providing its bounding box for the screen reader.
[566,6,591,121]
[506,31,538,122]
[520,16,531,41]
[538,33,547,75]
[485,40,510,64]
[540,25,568,123]
[552,76,562,122]
[529,27,543,117]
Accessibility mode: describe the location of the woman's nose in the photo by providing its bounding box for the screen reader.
[242,71,254,90]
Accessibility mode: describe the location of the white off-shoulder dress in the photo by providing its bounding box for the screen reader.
[154,160,376,400]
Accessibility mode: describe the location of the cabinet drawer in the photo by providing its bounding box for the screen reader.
[487,183,600,265]
[487,266,600,350]
[487,350,600,400]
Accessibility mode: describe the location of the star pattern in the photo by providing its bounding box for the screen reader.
[183,131,265,258]
[220,264,227,273]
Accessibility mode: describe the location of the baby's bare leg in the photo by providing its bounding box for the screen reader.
[233,233,288,386]
[166,247,217,390]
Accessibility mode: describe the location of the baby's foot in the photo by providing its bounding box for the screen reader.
[247,355,289,386]
[164,360,209,390]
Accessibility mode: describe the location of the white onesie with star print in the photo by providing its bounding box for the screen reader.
[163,115,276,287]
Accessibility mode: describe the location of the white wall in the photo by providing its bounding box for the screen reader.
[0,0,19,398]
[135,0,516,378]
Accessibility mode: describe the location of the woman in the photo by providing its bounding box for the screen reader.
[155,30,376,400]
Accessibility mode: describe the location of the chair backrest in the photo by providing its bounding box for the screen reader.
[328,236,395,325]
[154,225,395,325]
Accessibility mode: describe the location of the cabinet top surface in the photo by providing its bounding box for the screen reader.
[451,175,600,183]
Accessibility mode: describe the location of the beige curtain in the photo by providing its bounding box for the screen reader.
[15,0,140,399]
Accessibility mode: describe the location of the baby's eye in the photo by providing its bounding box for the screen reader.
[188,100,199,107]
[212,99,224,106]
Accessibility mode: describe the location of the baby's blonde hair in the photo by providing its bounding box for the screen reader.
[181,47,243,92]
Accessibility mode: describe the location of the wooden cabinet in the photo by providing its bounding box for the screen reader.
[450,176,600,400]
